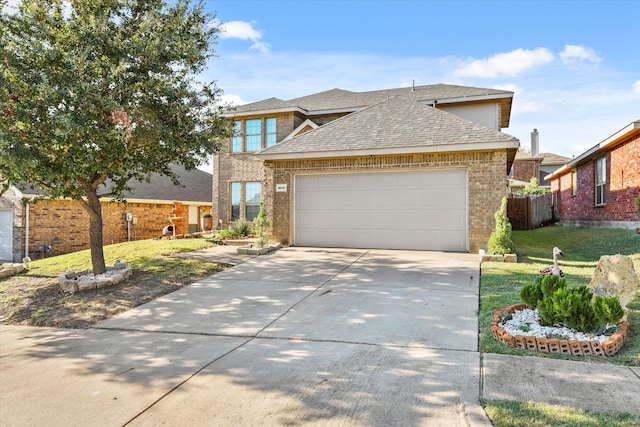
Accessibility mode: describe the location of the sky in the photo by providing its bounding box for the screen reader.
[203,0,640,159]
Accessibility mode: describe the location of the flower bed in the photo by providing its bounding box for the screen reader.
[491,303,630,356]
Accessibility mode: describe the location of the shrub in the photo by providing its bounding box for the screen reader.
[520,274,566,308]
[515,177,550,196]
[230,218,253,237]
[487,197,516,255]
[520,281,543,308]
[593,296,625,325]
[520,275,624,333]
[217,218,254,239]
[253,202,270,245]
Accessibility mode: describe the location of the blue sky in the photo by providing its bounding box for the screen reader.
[204,0,640,158]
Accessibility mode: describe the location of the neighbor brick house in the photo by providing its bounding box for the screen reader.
[0,165,213,262]
[510,128,571,192]
[546,120,640,228]
[216,84,520,252]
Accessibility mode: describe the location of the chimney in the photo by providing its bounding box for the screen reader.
[531,128,539,157]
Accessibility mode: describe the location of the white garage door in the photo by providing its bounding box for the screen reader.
[0,209,13,261]
[294,169,468,251]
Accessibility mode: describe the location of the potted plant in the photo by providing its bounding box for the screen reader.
[200,213,213,231]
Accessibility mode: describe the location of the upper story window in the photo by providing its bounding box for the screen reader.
[266,118,277,147]
[230,118,277,153]
[231,121,242,153]
[245,119,262,152]
[595,157,606,206]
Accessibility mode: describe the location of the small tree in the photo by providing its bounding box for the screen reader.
[253,202,270,246]
[0,0,233,274]
[487,197,516,255]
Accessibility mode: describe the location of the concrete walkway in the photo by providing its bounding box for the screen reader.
[1,246,639,426]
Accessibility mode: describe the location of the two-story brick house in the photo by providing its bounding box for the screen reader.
[546,120,640,228]
[216,84,520,252]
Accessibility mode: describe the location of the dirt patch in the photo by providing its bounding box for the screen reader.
[0,256,226,329]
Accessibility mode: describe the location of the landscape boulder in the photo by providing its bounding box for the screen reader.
[588,254,639,309]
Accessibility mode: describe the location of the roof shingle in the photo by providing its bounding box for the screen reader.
[257,95,518,157]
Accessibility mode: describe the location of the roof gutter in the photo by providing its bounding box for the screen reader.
[545,120,640,181]
[255,139,520,161]
[20,194,211,206]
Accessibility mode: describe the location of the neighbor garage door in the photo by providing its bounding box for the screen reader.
[0,209,13,261]
[294,169,467,251]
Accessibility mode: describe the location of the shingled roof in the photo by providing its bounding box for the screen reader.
[255,96,519,165]
[229,83,514,127]
[18,164,213,204]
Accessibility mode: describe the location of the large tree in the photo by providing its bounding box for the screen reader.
[0,0,233,274]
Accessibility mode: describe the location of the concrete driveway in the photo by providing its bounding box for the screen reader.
[0,248,489,426]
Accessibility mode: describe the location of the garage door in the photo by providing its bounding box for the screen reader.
[294,169,468,251]
[0,209,13,261]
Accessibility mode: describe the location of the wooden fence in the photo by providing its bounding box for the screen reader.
[507,193,558,230]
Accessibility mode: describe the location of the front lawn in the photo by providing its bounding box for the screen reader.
[0,236,224,328]
[479,225,640,366]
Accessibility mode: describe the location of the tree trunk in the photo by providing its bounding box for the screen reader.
[83,191,107,275]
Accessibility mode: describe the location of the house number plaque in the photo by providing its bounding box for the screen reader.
[276,184,287,192]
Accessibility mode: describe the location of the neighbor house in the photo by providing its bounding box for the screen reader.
[0,164,213,262]
[546,120,640,228]
[215,84,520,252]
[510,128,571,192]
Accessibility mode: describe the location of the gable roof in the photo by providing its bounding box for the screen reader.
[17,164,213,204]
[514,151,571,165]
[255,96,519,169]
[229,83,514,127]
[545,119,640,181]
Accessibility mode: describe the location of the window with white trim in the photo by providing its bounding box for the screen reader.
[595,157,606,206]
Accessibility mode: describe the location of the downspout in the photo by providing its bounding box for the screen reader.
[24,200,29,260]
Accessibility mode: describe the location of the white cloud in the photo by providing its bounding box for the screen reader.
[218,93,248,107]
[454,48,554,78]
[560,45,603,64]
[633,80,640,94]
[219,20,271,54]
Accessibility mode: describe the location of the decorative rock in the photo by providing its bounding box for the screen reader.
[95,277,113,289]
[58,279,79,294]
[588,254,640,309]
[77,278,97,291]
[57,262,132,292]
[237,242,282,255]
[0,263,27,278]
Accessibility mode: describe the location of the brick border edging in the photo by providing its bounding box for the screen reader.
[491,303,630,357]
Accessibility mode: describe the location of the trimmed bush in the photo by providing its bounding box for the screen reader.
[520,275,624,333]
[593,296,625,325]
[487,197,516,255]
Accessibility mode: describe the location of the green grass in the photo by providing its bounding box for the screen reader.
[1,235,224,328]
[28,235,220,275]
[482,399,640,427]
[480,225,640,366]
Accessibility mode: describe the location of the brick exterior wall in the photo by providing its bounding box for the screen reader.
[213,112,353,225]
[512,158,540,182]
[17,199,210,258]
[263,150,509,253]
[551,134,639,223]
